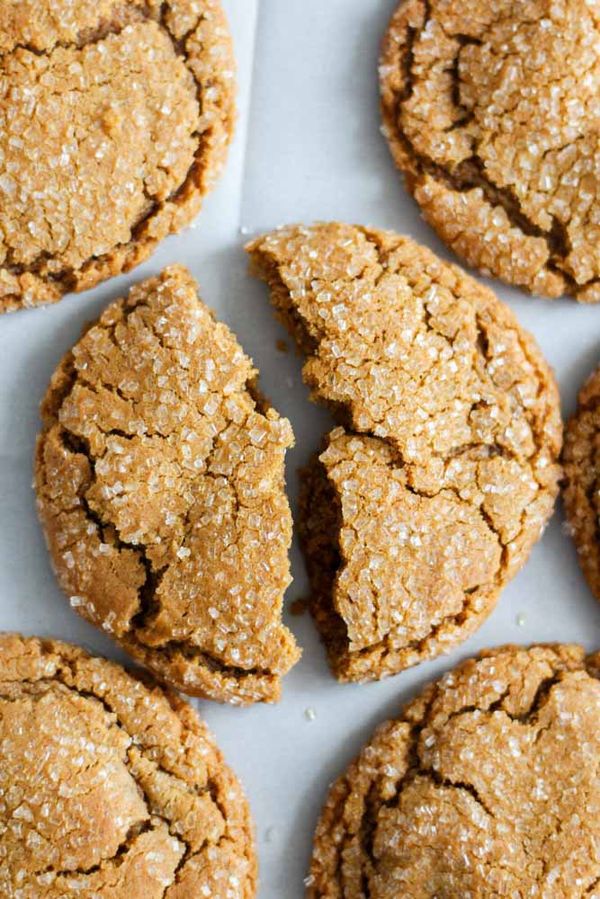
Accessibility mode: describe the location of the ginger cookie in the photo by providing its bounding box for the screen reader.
[0,633,255,898]
[307,643,600,897]
[247,223,562,683]
[380,0,600,301]
[562,364,600,599]
[0,0,235,312]
[35,265,300,704]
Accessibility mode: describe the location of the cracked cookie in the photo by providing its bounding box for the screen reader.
[35,265,300,705]
[247,223,562,683]
[0,633,255,898]
[562,364,600,600]
[380,0,600,301]
[307,643,600,897]
[0,0,235,312]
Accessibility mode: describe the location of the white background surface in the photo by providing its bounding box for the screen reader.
[1,2,600,896]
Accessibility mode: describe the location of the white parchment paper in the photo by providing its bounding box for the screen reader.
[0,2,599,896]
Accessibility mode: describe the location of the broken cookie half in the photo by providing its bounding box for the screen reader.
[35,265,300,704]
[247,223,562,683]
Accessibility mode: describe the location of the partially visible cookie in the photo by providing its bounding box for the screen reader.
[35,265,300,704]
[0,633,255,898]
[0,0,235,312]
[308,643,600,898]
[380,0,600,301]
[562,364,600,598]
[247,223,562,682]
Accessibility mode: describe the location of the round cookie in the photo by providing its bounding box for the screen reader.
[0,633,255,898]
[562,364,600,598]
[308,643,600,897]
[0,0,235,312]
[35,265,300,705]
[380,0,600,301]
[248,223,562,683]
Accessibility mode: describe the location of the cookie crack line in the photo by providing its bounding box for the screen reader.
[381,0,600,298]
[40,819,154,880]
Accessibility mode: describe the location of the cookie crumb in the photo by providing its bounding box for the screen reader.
[516,613,527,627]
[290,598,309,616]
[304,707,317,722]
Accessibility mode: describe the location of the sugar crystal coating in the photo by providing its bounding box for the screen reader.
[380,0,600,301]
[35,265,300,704]
[0,0,235,311]
[309,643,600,897]
[0,633,255,898]
[248,223,562,682]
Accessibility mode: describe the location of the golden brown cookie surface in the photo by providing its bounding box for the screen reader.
[0,0,235,312]
[0,633,255,898]
[380,0,600,301]
[308,643,600,898]
[248,223,562,682]
[563,364,600,598]
[35,265,300,704]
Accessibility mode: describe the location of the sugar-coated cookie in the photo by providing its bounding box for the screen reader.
[563,364,600,599]
[308,643,600,897]
[380,0,600,301]
[0,633,255,898]
[0,0,235,311]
